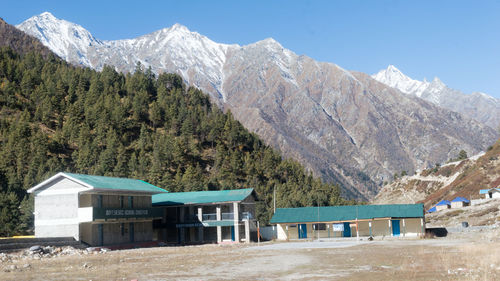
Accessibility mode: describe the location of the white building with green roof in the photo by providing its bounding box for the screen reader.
[270,204,425,240]
[152,188,258,244]
[28,172,166,247]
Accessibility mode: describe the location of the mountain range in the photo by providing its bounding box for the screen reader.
[15,12,499,199]
[373,65,500,129]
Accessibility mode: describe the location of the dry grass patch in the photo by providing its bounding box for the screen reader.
[471,206,499,218]
[445,209,465,217]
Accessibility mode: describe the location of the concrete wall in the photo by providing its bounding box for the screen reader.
[370,220,390,237]
[403,218,423,237]
[260,226,277,240]
[34,177,85,239]
[79,223,93,245]
[79,194,93,208]
[277,224,287,240]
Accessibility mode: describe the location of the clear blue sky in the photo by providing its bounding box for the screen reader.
[3,0,500,98]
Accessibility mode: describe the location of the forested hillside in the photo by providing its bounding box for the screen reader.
[0,47,348,236]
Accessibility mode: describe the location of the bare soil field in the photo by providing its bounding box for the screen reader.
[2,232,500,281]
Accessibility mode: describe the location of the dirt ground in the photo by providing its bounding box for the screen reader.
[2,231,500,281]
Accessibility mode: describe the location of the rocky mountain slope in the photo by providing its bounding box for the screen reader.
[373,65,500,129]
[16,12,499,199]
[373,138,500,208]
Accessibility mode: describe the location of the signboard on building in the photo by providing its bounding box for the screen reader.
[94,208,162,219]
[333,223,344,231]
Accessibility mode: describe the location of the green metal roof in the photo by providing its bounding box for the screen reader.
[64,173,167,194]
[152,188,255,206]
[270,204,424,224]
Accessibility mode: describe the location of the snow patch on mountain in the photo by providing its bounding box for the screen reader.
[372,65,429,97]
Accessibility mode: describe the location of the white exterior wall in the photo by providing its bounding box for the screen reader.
[404,218,423,237]
[436,205,450,211]
[451,201,466,208]
[33,177,87,239]
[492,191,500,199]
[277,224,288,240]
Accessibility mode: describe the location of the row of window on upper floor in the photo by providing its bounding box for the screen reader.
[79,194,151,208]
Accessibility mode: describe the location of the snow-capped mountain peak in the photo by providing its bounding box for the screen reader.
[373,65,500,128]
[431,77,445,86]
[16,12,102,66]
[372,65,429,97]
[170,23,189,32]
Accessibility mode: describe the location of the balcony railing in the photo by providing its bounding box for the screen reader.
[201,212,252,221]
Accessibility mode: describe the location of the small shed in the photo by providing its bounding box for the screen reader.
[435,200,451,211]
[451,197,470,208]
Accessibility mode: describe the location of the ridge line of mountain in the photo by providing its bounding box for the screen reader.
[15,12,499,200]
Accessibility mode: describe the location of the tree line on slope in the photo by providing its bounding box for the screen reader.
[0,47,351,236]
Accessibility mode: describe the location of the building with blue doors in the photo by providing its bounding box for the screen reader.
[270,204,425,240]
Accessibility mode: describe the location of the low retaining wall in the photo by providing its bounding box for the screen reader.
[0,237,83,252]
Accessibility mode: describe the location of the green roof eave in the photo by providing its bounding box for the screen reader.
[152,188,255,206]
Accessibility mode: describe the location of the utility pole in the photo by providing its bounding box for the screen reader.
[316,193,319,242]
[356,205,359,242]
[257,221,260,245]
[273,187,276,213]
[317,192,320,241]
[316,189,329,242]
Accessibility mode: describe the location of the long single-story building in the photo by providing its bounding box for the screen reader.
[270,204,425,240]
[28,172,166,246]
[152,188,258,244]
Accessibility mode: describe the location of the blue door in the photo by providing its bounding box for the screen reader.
[392,220,400,236]
[231,226,235,241]
[343,222,351,237]
[298,224,307,239]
